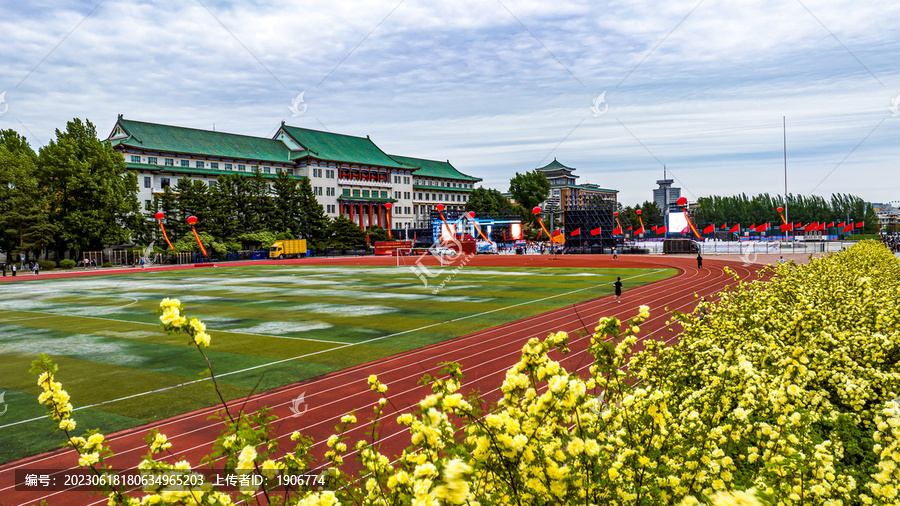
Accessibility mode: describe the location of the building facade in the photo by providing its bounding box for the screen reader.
[107,116,479,231]
[388,155,481,229]
[653,169,681,214]
[535,159,618,210]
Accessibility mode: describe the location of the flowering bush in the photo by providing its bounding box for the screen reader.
[29,241,900,505]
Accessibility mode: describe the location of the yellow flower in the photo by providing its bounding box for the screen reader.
[260,459,284,479]
[236,445,256,473]
[78,452,100,467]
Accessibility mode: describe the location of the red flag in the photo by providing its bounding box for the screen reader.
[755,223,769,232]
[656,226,667,235]
[780,223,792,232]
[613,227,622,235]
[636,226,645,234]
[651,225,658,231]
[827,221,834,228]
[855,221,864,228]
[804,223,816,232]
[590,227,602,236]
[553,228,562,237]
[570,228,581,236]
[627,225,633,231]
[817,222,826,231]
[842,224,853,233]
[721,223,727,230]
[837,221,845,228]
[703,224,715,234]
[750,223,757,230]
[729,224,740,233]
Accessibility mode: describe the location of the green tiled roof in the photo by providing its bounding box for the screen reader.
[279,124,412,170]
[390,155,481,182]
[537,158,579,177]
[125,162,305,180]
[110,116,293,163]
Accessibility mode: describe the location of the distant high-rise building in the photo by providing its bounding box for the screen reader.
[653,167,681,214]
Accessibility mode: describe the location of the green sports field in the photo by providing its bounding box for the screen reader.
[0,263,674,463]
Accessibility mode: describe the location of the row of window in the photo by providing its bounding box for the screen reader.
[312,187,337,196]
[311,168,336,178]
[415,192,467,202]
[341,189,390,199]
[414,179,473,189]
[341,205,413,216]
[414,204,464,215]
[130,155,293,175]
[393,175,411,184]
[393,191,412,199]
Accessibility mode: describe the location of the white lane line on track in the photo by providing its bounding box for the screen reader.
[0,270,666,431]
[7,262,749,504]
[3,267,688,497]
[3,265,703,484]
[70,266,723,506]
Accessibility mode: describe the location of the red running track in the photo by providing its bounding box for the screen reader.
[0,254,761,505]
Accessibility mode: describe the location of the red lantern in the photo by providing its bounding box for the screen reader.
[532,206,541,215]
[467,211,475,219]
[613,211,619,217]
[636,209,642,216]
[187,216,198,226]
[436,204,444,212]
[385,202,393,210]
[155,212,165,221]
[677,197,687,206]
[777,206,783,213]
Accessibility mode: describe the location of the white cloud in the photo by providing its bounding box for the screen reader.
[1,0,898,203]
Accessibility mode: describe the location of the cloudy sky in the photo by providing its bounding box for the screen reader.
[2,0,898,205]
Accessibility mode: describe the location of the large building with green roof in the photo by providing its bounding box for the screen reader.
[535,158,618,209]
[107,116,480,231]
[389,155,481,229]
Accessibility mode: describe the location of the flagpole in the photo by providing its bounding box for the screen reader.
[783,116,790,251]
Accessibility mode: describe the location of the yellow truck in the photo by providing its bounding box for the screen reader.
[269,239,307,259]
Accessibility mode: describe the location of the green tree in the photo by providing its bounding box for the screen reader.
[366,225,390,243]
[296,179,330,250]
[509,170,550,223]
[238,231,276,250]
[0,130,57,261]
[151,186,180,247]
[248,168,275,233]
[176,178,211,230]
[465,187,517,216]
[637,201,664,228]
[328,215,366,250]
[37,118,140,257]
[213,173,252,241]
[271,171,302,237]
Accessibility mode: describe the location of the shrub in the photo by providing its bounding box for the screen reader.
[59,259,76,269]
[37,259,56,270]
[101,261,113,268]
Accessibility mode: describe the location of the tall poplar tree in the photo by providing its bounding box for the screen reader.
[37,118,140,256]
[0,130,56,261]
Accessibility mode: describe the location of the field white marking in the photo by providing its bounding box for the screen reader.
[0,268,667,430]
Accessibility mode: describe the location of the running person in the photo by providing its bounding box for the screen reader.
[614,276,622,303]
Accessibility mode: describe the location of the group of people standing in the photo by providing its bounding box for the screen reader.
[1,261,39,276]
